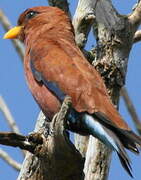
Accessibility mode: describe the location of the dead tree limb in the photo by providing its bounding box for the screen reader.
[133,30,141,43]
[72,0,95,48]
[17,96,84,180]
[121,87,141,135]
[128,1,141,28]
[0,96,20,134]
[0,148,21,171]
[0,132,43,153]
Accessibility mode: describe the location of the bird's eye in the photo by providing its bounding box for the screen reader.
[26,11,39,20]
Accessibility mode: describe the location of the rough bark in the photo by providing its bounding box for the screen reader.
[72,0,96,48]
[17,97,84,180]
[84,137,111,180]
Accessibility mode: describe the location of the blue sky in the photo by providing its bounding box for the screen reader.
[0,0,141,179]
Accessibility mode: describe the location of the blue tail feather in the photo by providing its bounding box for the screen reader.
[66,108,133,177]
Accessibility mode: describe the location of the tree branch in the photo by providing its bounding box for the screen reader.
[133,30,141,43]
[0,148,21,171]
[0,9,24,60]
[84,137,111,180]
[0,96,26,156]
[128,1,141,29]
[121,87,141,135]
[0,132,43,153]
[72,0,95,48]
[18,96,84,180]
[0,96,20,134]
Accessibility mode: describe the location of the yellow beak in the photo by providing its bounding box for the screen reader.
[3,26,23,39]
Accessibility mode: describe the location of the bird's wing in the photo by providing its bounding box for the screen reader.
[29,38,129,130]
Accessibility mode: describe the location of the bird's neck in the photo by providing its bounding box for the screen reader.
[25,24,76,53]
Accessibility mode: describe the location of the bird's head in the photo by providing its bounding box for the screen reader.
[3,6,72,42]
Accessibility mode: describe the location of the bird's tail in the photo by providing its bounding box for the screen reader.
[66,109,141,177]
[82,113,133,177]
[93,111,141,154]
[92,112,141,177]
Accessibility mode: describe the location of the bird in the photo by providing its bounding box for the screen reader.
[4,6,141,177]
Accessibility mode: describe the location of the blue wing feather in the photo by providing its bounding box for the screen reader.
[30,60,66,102]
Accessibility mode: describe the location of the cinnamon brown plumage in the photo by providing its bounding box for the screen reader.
[4,6,141,177]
